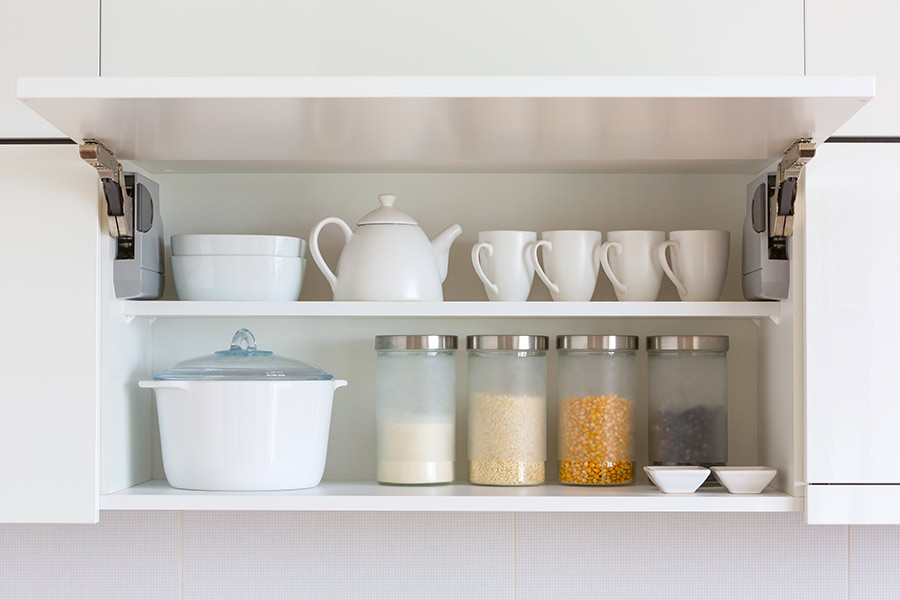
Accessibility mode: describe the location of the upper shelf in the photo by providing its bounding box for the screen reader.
[18,76,873,174]
[122,300,780,320]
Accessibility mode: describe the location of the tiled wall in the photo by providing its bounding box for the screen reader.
[1,512,898,600]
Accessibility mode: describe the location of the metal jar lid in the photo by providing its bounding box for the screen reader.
[375,335,458,350]
[646,335,729,352]
[466,335,549,351]
[557,335,639,351]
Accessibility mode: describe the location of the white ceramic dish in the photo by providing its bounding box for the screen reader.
[140,379,347,490]
[644,466,710,494]
[710,466,777,494]
[171,255,305,301]
[171,234,306,258]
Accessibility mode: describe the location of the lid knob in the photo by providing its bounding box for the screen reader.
[229,328,258,352]
[378,193,397,207]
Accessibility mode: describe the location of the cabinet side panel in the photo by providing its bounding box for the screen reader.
[805,143,900,485]
[99,264,152,494]
[758,171,805,497]
[0,145,98,522]
[101,0,803,77]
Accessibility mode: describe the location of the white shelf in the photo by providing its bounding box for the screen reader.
[18,76,873,173]
[123,300,780,320]
[100,480,802,512]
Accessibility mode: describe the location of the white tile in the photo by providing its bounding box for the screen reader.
[0,511,180,600]
[850,526,900,600]
[182,512,513,600]
[516,513,847,600]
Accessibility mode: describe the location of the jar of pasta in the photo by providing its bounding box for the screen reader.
[467,335,548,486]
[557,335,637,485]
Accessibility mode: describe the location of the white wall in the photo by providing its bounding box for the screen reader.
[2,511,898,600]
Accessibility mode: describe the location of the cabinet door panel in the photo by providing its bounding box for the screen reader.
[101,0,803,76]
[0,145,98,523]
[0,0,98,137]
[806,0,900,135]
[805,143,900,486]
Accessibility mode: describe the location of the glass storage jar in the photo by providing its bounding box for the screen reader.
[647,335,729,467]
[467,335,548,486]
[375,335,457,485]
[557,335,637,485]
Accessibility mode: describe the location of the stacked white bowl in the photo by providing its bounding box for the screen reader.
[170,234,306,301]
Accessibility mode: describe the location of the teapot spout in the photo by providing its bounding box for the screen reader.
[431,224,463,283]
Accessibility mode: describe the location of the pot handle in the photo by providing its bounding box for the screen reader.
[138,380,192,391]
[309,217,354,295]
[332,380,348,391]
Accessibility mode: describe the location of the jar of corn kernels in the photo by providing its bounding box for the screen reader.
[557,335,637,485]
[467,335,548,486]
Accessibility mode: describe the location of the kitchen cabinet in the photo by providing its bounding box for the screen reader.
[99,0,803,77]
[0,0,97,136]
[8,75,879,520]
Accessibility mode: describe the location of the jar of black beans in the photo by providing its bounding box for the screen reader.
[647,336,729,468]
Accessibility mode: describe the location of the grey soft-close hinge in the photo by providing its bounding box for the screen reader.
[79,139,165,300]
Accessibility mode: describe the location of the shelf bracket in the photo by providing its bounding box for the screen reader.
[771,139,815,244]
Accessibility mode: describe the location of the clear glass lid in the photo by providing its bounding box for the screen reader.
[153,329,334,381]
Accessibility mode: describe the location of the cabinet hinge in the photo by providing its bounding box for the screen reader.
[80,139,133,241]
[78,140,165,300]
[772,139,815,240]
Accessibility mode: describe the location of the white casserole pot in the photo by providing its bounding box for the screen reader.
[139,329,347,491]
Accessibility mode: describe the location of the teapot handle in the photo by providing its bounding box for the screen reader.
[309,217,354,295]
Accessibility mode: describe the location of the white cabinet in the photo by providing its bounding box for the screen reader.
[100,0,803,77]
[0,0,97,136]
[8,75,880,519]
[0,145,99,523]
[806,0,900,135]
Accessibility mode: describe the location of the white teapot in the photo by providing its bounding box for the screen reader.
[309,194,462,301]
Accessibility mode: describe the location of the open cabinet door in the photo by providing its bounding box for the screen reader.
[805,142,900,524]
[0,144,99,522]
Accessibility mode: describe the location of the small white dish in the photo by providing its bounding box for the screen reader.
[644,466,710,494]
[710,466,777,494]
[172,255,305,301]
[172,234,306,258]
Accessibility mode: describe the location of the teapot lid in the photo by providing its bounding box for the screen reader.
[357,194,418,226]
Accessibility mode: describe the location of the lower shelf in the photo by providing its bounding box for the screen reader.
[100,480,803,512]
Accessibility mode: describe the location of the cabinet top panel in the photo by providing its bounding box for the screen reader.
[18,76,873,174]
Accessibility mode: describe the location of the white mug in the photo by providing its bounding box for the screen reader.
[599,230,667,301]
[530,230,603,301]
[658,230,731,301]
[472,231,537,301]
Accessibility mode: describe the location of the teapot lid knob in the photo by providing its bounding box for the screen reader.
[357,193,418,226]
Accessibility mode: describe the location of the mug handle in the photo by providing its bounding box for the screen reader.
[599,241,627,295]
[471,242,499,297]
[530,240,559,296]
[658,240,688,298]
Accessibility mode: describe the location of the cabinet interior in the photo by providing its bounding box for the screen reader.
[100,170,802,501]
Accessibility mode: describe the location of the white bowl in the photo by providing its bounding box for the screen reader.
[710,466,777,494]
[644,466,710,494]
[172,255,305,301]
[171,234,306,258]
